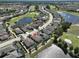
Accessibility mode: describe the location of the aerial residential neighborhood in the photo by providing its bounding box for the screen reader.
[0,0,79,58]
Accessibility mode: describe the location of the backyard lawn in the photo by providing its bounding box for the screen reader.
[61,32,79,49]
[68,26,79,35]
[62,11,79,16]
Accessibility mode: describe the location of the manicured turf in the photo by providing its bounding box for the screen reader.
[29,5,35,11]
[62,11,79,16]
[8,12,39,25]
[68,26,79,35]
[49,5,56,10]
[61,26,79,49]
[61,32,79,48]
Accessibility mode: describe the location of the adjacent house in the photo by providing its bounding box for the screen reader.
[20,34,37,49]
[0,44,15,58]
[13,28,23,35]
[22,37,36,49]
[58,5,79,12]
[30,34,43,44]
[0,24,9,41]
[20,26,33,32]
[0,41,25,58]
[45,25,55,32]
[39,32,50,42]
[0,34,9,41]
[42,28,52,35]
[4,50,24,58]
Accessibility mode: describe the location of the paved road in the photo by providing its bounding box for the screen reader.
[39,6,53,30]
[36,44,71,58]
[8,25,17,37]
[0,37,20,48]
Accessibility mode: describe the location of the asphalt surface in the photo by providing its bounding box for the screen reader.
[36,44,71,58]
[0,37,20,48]
[39,6,53,30]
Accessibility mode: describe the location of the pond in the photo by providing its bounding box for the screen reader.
[57,12,79,24]
[16,18,32,26]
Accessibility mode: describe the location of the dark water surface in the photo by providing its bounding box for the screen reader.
[16,18,32,26]
[58,12,79,24]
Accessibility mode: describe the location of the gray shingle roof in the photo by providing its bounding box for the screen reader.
[4,50,23,58]
[42,29,52,35]
[0,44,15,57]
[4,54,17,58]
[31,35,43,43]
[0,34,9,41]
[22,37,36,48]
[46,25,55,32]
[58,5,79,11]
[39,32,49,41]
[14,28,23,34]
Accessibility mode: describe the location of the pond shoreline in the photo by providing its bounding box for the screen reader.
[57,11,79,24]
[71,24,79,26]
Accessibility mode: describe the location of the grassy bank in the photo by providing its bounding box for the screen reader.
[8,11,39,25]
[68,25,79,35]
[59,10,79,16]
[49,5,79,16]
[61,32,79,49]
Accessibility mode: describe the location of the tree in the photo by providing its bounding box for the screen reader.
[58,38,62,42]
[54,27,63,37]
[61,22,72,32]
[46,5,50,9]
[74,47,79,54]
[54,34,59,40]
[34,44,38,50]
[64,42,68,49]
[53,39,57,44]
[53,33,58,44]
[35,5,39,11]
[69,45,73,51]
[55,5,59,10]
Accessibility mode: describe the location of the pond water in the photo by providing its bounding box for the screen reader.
[57,12,79,24]
[16,18,32,26]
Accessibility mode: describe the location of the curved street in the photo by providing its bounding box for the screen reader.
[39,6,53,30]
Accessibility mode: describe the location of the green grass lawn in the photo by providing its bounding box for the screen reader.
[29,5,36,11]
[48,5,79,16]
[61,11,79,16]
[8,11,39,25]
[61,32,79,49]
[49,5,56,10]
[56,8,79,16]
[61,25,79,49]
[68,26,79,35]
